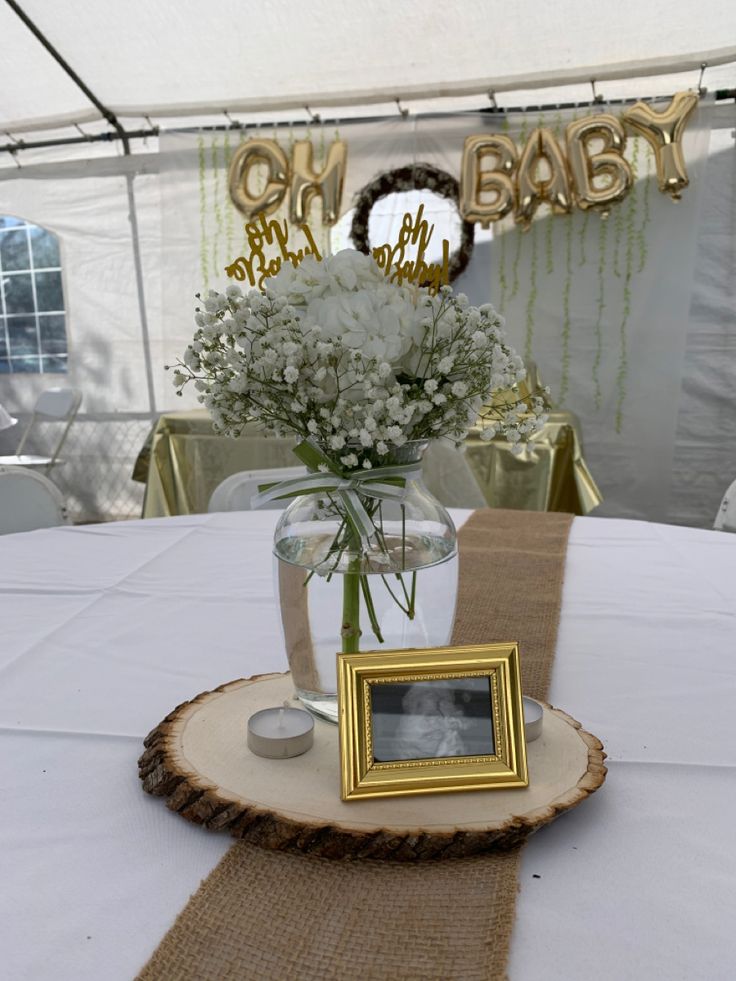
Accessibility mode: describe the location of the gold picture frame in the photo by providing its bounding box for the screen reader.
[338,642,528,801]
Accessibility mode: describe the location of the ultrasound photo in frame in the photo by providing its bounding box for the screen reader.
[337,642,528,801]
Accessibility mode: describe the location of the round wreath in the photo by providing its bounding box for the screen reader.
[350,163,475,283]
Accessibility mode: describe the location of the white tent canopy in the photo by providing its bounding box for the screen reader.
[2,0,736,143]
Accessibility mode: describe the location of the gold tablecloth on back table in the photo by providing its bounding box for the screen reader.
[134,410,601,519]
[465,411,602,514]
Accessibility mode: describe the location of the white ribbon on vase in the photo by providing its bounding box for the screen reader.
[252,460,422,550]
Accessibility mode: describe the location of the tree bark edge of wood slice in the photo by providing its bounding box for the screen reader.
[138,673,607,862]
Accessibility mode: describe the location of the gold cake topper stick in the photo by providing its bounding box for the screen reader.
[224,212,322,289]
[371,205,450,294]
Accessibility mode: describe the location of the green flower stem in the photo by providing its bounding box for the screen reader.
[379,573,414,618]
[342,553,362,653]
[359,574,384,644]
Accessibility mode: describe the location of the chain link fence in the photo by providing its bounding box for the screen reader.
[11,413,154,523]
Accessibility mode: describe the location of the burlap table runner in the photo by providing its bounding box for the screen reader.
[137,508,574,981]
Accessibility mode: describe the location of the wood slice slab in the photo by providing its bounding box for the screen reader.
[139,673,606,861]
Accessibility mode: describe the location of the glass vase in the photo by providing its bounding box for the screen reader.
[273,440,458,723]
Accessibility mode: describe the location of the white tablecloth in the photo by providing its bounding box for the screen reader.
[1,511,735,981]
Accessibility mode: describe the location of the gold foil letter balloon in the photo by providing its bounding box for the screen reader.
[623,91,698,200]
[460,134,518,225]
[289,139,347,226]
[566,114,632,213]
[228,140,289,218]
[515,128,572,228]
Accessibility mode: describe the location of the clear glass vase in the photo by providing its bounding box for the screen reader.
[273,440,458,723]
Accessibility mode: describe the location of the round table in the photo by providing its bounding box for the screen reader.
[1,510,735,980]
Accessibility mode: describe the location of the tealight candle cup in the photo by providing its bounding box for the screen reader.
[247,705,315,759]
[523,696,544,743]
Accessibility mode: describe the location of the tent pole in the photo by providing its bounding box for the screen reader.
[124,171,157,417]
[1,91,735,158]
[2,0,129,149]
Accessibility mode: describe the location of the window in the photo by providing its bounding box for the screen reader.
[0,215,67,373]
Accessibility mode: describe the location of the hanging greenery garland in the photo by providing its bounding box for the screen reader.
[637,141,651,274]
[197,134,209,290]
[559,213,574,401]
[223,132,234,261]
[524,220,538,361]
[592,213,609,410]
[350,163,475,282]
[498,227,508,311]
[211,137,223,279]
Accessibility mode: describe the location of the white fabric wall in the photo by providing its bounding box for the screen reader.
[0,156,163,519]
[670,135,736,525]
[456,106,713,523]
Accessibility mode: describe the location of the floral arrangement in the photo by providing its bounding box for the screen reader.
[171,244,546,659]
[172,249,546,468]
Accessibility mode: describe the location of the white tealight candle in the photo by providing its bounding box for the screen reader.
[523,696,544,743]
[247,705,315,759]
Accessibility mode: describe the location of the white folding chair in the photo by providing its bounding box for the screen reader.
[714,478,736,533]
[0,388,82,474]
[0,466,68,535]
[208,466,307,512]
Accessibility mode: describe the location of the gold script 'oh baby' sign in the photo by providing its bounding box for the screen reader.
[225,207,450,294]
[227,92,698,230]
